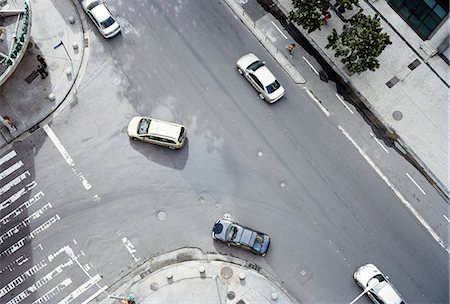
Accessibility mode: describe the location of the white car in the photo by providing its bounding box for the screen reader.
[354,264,406,304]
[127,117,187,149]
[236,53,285,103]
[81,0,121,38]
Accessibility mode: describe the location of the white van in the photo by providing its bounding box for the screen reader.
[127,116,187,149]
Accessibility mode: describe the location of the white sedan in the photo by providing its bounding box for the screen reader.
[354,264,406,304]
[81,0,121,38]
[236,53,285,103]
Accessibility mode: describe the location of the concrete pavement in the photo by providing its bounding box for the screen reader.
[0,0,86,146]
[97,247,296,304]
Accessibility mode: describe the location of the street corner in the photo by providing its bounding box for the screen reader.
[101,247,297,304]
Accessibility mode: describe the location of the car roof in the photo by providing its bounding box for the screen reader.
[253,66,276,86]
[148,119,182,139]
[91,4,111,22]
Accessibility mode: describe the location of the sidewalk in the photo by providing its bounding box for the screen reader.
[0,0,86,145]
[272,0,449,197]
[98,247,296,304]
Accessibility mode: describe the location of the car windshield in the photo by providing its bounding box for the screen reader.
[266,80,281,94]
[252,233,264,251]
[247,60,264,72]
[138,118,151,134]
[86,0,100,10]
[100,16,115,28]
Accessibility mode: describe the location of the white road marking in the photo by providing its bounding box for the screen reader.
[122,237,141,263]
[270,21,288,39]
[0,171,31,196]
[443,215,450,224]
[0,255,29,275]
[58,274,102,304]
[81,286,108,304]
[1,191,44,223]
[43,125,75,166]
[0,260,47,298]
[369,132,389,154]
[302,56,319,75]
[0,161,23,180]
[0,150,17,166]
[6,259,74,304]
[335,93,354,114]
[338,126,449,254]
[1,215,60,258]
[304,88,330,117]
[406,173,426,195]
[0,203,53,244]
[32,278,72,304]
[43,124,95,192]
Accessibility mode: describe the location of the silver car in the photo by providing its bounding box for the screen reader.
[236,53,285,103]
[354,264,406,304]
[212,218,270,256]
[81,0,121,38]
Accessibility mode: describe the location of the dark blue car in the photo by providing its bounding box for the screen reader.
[212,218,270,256]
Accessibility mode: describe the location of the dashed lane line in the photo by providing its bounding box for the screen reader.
[406,172,426,195]
[338,125,449,255]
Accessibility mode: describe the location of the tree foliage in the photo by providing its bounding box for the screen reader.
[334,0,359,12]
[326,13,392,74]
[288,0,330,33]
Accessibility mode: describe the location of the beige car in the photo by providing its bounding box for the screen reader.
[127,117,187,149]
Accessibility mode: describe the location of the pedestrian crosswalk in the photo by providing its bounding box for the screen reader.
[0,148,106,304]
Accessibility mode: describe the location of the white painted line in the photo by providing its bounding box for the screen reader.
[43,124,75,166]
[0,161,24,180]
[405,173,426,195]
[81,286,108,304]
[302,56,319,75]
[1,191,45,226]
[0,150,17,166]
[122,237,141,263]
[304,88,330,117]
[0,171,31,196]
[270,21,288,39]
[335,93,354,114]
[58,274,102,304]
[32,278,72,304]
[369,132,389,154]
[443,215,450,224]
[338,126,449,254]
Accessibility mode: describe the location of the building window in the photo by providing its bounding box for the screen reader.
[388,0,449,39]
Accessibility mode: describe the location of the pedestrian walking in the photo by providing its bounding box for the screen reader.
[37,55,47,69]
[1,115,16,133]
[36,64,48,79]
[286,43,296,58]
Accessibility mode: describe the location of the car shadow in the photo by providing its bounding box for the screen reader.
[129,138,189,171]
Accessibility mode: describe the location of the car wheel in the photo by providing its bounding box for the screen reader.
[237,67,243,75]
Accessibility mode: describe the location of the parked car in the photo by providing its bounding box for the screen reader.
[236,53,285,103]
[127,117,187,149]
[212,218,270,256]
[81,0,121,38]
[354,264,406,304]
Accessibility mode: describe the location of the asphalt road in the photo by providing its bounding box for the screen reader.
[0,0,448,303]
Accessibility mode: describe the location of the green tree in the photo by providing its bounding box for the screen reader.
[288,0,330,33]
[326,13,392,74]
[334,0,359,13]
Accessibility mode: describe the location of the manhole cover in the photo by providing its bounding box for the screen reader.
[392,110,403,121]
[156,210,166,221]
[221,266,233,280]
[227,291,236,300]
[150,282,159,291]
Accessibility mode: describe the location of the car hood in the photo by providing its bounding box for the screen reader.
[354,264,381,286]
[237,53,259,69]
[127,117,142,137]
